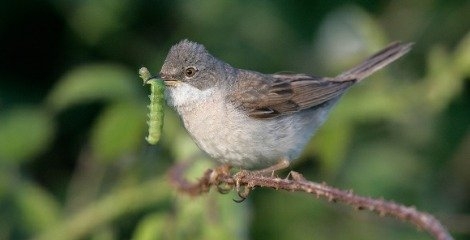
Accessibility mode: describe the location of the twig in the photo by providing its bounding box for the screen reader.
[168,163,453,240]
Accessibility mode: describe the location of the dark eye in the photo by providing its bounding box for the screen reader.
[184,67,197,77]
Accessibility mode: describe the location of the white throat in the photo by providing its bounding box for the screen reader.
[165,82,216,108]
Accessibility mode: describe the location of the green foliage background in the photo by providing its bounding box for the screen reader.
[0,0,469,239]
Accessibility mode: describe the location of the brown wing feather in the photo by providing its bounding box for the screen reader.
[286,76,355,108]
[228,71,355,119]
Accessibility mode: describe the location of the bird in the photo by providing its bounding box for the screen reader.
[158,39,412,173]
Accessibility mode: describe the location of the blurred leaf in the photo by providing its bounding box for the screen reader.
[131,213,170,240]
[90,102,146,162]
[46,64,140,112]
[453,31,470,77]
[174,192,247,240]
[335,82,408,122]
[15,183,61,235]
[342,142,425,198]
[69,0,130,45]
[34,177,169,240]
[424,46,463,112]
[0,107,54,164]
[90,227,115,240]
[314,6,388,74]
[310,117,352,174]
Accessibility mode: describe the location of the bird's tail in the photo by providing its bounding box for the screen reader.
[336,42,413,82]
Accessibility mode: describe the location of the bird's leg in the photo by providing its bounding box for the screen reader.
[233,158,290,201]
[252,158,290,176]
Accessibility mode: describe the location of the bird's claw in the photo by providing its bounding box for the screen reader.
[232,170,251,202]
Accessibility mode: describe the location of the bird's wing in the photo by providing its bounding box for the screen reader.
[227,42,413,119]
[227,72,356,119]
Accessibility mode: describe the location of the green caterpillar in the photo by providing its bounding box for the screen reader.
[139,67,165,145]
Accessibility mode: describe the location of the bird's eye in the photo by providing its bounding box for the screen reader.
[184,67,197,78]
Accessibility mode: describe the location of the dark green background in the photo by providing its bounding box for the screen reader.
[0,0,469,239]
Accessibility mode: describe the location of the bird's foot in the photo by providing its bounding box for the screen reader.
[232,159,291,202]
[209,164,233,194]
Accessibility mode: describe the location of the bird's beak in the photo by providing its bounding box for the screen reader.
[159,73,179,87]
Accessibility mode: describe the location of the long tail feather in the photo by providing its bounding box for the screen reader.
[337,42,413,81]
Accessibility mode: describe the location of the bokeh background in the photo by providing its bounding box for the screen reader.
[1,0,469,239]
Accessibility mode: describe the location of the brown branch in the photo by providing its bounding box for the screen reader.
[168,163,453,240]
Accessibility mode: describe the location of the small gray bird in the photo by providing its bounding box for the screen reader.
[159,39,412,171]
